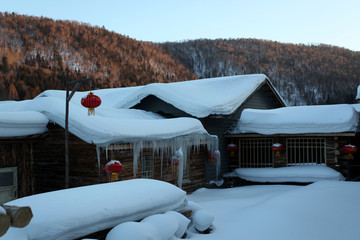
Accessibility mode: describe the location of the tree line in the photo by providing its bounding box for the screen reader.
[161,39,360,105]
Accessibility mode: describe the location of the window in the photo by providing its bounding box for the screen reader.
[0,167,18,204]
[141,155,153,179]
[238,138,274,168]
[286,138,326,165]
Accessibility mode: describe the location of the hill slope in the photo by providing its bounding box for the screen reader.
[161,39,360,105]
[0,12,196,100]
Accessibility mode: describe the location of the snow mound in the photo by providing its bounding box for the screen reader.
[231,166,345,183]
[230,104,358,134]
[106,211,190,240]
[192,210,214,232]
[5,179,187,240]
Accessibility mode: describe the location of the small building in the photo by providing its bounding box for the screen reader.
[0,95,218,203]
[225,104,360,178]
[53,74,284,180]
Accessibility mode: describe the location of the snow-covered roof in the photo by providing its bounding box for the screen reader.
[0,111,48,138]
[38,74,272,118]
[0,96,214,146]
[229,104,359,135]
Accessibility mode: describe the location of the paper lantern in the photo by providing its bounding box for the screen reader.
[342,145,357,159]
[227,143,238,158]
[271,143,284,157]
[104,160,123,181]
[81,92,101,116]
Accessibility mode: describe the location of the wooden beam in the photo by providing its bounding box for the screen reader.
[0,214,10,237]
[2,205,33,228]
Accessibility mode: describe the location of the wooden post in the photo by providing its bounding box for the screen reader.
[2,205,33,228]
[0,214,10,237]
[65,78,91,188]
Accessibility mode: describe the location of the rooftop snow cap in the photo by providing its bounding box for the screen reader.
[229,104,359,135]
[38,74,278,118]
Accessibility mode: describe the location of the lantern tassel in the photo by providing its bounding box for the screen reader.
[88,108,95,116]
[348,153,354,160]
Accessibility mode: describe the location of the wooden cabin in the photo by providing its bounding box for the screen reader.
[225,104,360,179]
[118,74,286,181]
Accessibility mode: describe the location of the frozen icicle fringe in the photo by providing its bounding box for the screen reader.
[96,145,101,179]
[214,150,221,179]
[176,148,184,188]
[132,141,143,176]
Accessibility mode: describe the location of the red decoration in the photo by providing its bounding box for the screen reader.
[208,150,220,165]
[168,157,180,166]
[342,145,358,159]
[227,143,238,157]
[81,92,101,116]
[104,160,123,182]
[271,143,284,157]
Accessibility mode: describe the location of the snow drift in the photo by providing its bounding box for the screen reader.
[4,179,187,240]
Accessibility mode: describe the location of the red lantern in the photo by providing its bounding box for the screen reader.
[81,92,101,116]
[104,160,123,181]
[271,143,284,157]
[342,145,358,159]
[168,157,180,166]
[227,143,238,158]
[208,150,220,165]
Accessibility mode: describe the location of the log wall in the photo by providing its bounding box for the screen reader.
[32,124,207,194]
[0,140,35,197]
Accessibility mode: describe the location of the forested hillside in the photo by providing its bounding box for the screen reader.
[161,39,360,105]
[1,13,359,105]
[0,12,196,100]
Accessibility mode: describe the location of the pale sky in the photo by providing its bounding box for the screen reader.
[1,0,359,51]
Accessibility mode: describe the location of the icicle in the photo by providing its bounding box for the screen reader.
[96,146,101,180]
[175,148,184,188]
[105,146,109,161]
[214,150,221,180]
[132,141,143,176]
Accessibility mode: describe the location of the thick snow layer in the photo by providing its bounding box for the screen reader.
[0,97,212,146]
[192,210,214,231]
[38,74,269,118]
[106,211,190,240]
[0,111,48,138]
[188,181,360,240]
[4,179,187,240]
[229,166,345,183]
[230,104,358,134]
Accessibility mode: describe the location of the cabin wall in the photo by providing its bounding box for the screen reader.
[203,83,284,181]
[32,124,207,194]
[226,135,357,179]
[0,140,35,198]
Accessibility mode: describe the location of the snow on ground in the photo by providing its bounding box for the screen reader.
[228,165,345,182]
[188,181,360,240]
[1,179,187,240]
[230,104,358,134]
[1,169,358,240]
